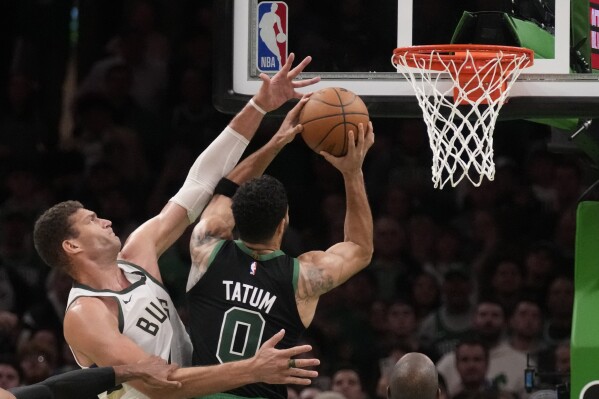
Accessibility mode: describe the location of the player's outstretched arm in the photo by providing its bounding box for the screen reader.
[296,122,375,322]
[188,96,310,285]
[65,300,318,399]
[113,356,181,388]
[230,53,320,138]
[120,55,319,278]
[168,329,319,399]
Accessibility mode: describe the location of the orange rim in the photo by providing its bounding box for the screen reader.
[392,44,534,71]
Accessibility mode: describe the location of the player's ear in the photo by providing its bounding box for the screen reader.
[62,239,82,255]
[277,216,286,233]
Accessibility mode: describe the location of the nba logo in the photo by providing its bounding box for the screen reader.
[250,261,258,275]
[257,1,288,72]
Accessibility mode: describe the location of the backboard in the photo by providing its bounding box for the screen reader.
[213,0,599,120]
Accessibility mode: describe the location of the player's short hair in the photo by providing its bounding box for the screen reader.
[232,175,288,243]
[33,200,84,273]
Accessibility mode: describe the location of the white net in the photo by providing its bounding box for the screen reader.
[391,47,533,189]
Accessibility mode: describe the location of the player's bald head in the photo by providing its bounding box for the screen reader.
[387,353,439,399]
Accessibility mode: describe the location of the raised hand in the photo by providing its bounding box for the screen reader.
[269,94,312,149]
[320,121,375,175]
[254,53,321,112]
[248,329,320,386]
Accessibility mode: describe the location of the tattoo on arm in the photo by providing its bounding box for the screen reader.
[190,232,220,250]
[297,267,334,302]
[189,233,221,281]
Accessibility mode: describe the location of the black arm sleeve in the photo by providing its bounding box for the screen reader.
[10,367,116,399]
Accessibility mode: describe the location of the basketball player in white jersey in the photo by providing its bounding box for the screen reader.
[32,54,321,399]
[185,117,374,399]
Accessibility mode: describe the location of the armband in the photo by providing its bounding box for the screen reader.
[249,98,267,115]
[214,178,240,198]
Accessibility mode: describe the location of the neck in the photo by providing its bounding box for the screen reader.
[74,260,130,291]
[242,241,279,254]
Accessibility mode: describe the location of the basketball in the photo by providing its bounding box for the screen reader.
[299,87,369,157]
[276,32,287,43]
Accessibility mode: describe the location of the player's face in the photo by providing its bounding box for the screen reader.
[68,208,121,255]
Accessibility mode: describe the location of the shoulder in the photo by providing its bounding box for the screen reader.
[65,295,121,334]
[436,351,456,369]
[65,296,116,324]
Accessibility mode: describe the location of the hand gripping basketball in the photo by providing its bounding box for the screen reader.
[299,87,369,156]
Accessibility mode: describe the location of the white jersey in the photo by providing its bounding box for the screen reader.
[66,261,192,399]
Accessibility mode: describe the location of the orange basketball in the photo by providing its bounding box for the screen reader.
[299,87,369,156]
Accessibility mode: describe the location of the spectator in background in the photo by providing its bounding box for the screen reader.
[452,336,492,399]
[1,165,51,224]
[315,391,347,399]
[552,209,577,262]
[375,343,412,399]
[419,265,475,358]
[107,0,170,63]
[386,352,439,399]
[20,269,73,344]
[382,300,437,361]
[69,92,149,184]
[464,209,502,277]
[478,257,524,316]
[0,355,21,390]
[553,158,584,214]
[508,299,545,356]
[409,271,441,324]
[0,211,47,299]
[542,275,574,348]
[537,339,570,388]
[522,242,561,304]
[169,66,224,150]
[380,185,413,225]
[0,311,20,355]
[369,215,418,301]
[437,300,528,399]
[0,72,47,165]
[331,368,368,399]
[407,213,438,267]
[525,147,557,212]
[78,28,168,115]
[300,386,324,399]
[16,340,57,386]
[423,225,466,283]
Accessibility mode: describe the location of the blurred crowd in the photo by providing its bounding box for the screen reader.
[0,1,588,399]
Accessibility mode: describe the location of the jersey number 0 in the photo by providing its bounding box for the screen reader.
[217,307,266,363]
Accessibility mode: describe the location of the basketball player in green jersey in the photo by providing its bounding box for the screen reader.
[32,54,321,399]
[185,112,374,399]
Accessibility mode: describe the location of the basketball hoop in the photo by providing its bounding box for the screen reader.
[391,44,534,189]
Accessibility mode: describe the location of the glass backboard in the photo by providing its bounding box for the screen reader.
[213,0,599,120]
